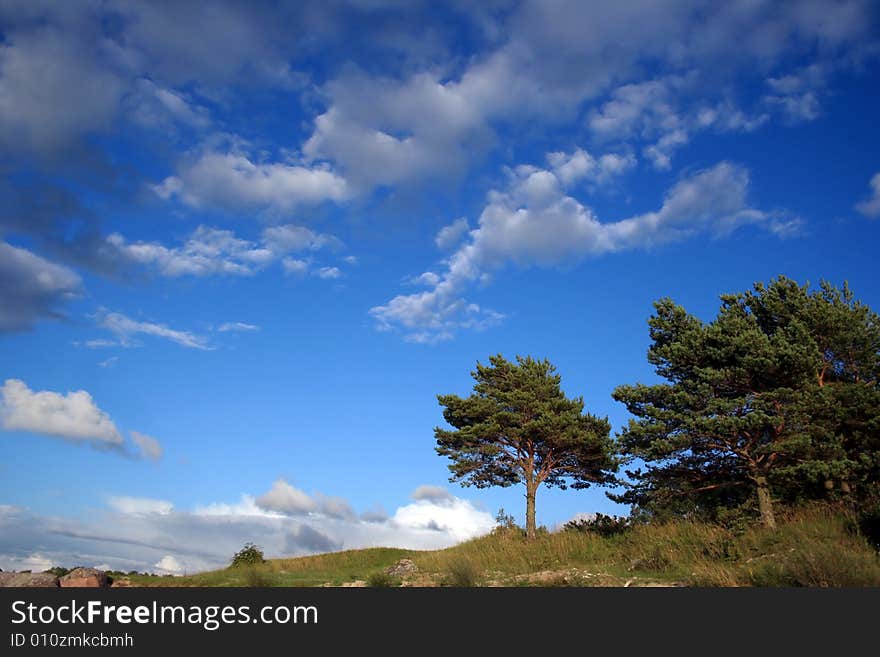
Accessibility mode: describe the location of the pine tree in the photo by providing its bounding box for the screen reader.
[613,277,880,528]
[436,355,616,539]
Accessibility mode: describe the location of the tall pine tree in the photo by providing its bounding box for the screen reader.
[436,355,616,539]
[613,277,880,528]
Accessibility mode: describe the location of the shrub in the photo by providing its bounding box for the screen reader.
[563,513,631,538]
[492,508,521,536]
[366,571,399,587]
[231,543,265,568]
[444,558,479,587]
[45,566,70,577]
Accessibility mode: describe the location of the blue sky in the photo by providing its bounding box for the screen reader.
[1,1,879,574]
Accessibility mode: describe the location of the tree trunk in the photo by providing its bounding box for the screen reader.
[525,479,537,540]
[755,475,777,529]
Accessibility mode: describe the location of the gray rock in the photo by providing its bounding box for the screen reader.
[0,572,60,587]
[385,558,418,576]
[60,567,109,588]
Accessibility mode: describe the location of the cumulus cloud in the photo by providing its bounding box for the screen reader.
[372,157,800,342]
[262,225,343,253]
[106,226,273,277]
[0,379,124,448]
[856,172,880,218]
[411,485,454,504]
[282,258,310,275]
[763,64,827,123]
[588,76,768,170]
[0,483,494,573]
[107,224,349,279]
[154,150,349,212]
[153,555,186,576]
[255,479,355,520]
[97,310,211,350]
[0,380,164,461]
[255,480,316,515]
[435,218,470,250]
[0,242,81,333]
[130,431,163,461]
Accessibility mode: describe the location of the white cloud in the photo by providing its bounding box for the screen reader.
[282,258,310,275]
[255,480,316,515]
[0,481,496,573]
[315,266,342,280]
[153,555,185,576]
[108,224,348,280]
[154,150,349,212]
[391,497,494,543]
[262,225,343,254]
[763,64,827,123]
[98,356,119,369]
[546,148,636,186]
[856,172,880,218]
[0,242,81,333]
[107,226,272,277]
[372,157,799,342]
[435,218,471,250]
[411,485,454,504]
[130,431,163,461]
[0,379,124,447]
[108,496,173,515]
[217,322,260,333]
[97,310,211,350]
[254,480,355,520]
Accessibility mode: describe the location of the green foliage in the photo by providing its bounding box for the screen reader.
[230,542,265,568]
[613,277,880,528]
[563,513,631,538]
[45,566,71,577]
[366,571,400,587]
[436,354,616,538]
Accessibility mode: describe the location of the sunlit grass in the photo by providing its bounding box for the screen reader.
[127,507,880,587]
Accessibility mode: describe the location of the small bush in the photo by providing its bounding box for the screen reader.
[366,571,399,587]
[444,558,479,587]
[231,543,265,568]
[564,513,631,538]
[492,508,522,536]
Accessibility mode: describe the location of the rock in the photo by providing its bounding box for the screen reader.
[384,558,418,577]
[59,567,109,588]
[0,572,60,587]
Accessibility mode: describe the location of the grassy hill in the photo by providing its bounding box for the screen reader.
[124,506,880,587]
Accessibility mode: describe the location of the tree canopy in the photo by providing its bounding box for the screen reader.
[436,354,616,539]
[612,277,880,528]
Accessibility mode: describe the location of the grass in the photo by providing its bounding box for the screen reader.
[124,507,880,587]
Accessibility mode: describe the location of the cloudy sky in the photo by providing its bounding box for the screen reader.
[1,1,879,574]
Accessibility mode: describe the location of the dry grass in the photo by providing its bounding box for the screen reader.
[129,507,880,587]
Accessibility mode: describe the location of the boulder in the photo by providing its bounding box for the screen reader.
[0,572,60,587]
[59,567,109,588]
[384,558,418,577]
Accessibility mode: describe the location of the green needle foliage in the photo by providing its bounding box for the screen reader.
[613,276,880,528]
[436,354,617,540]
